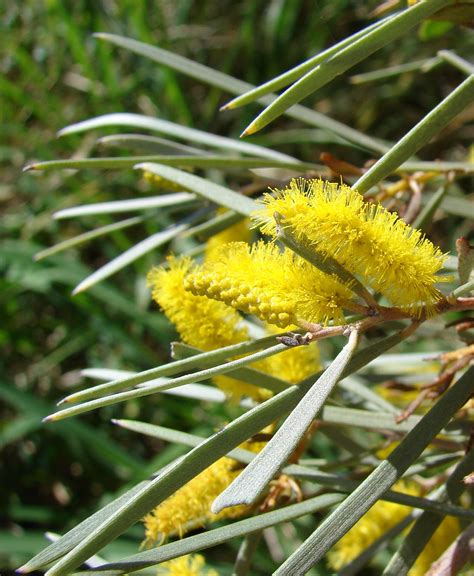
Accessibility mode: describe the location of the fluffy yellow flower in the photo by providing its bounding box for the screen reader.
[254,178,448,315]
[185,241,355,328]
[159,554,218,576]
[143,440,266,544]
[148,256,267,401]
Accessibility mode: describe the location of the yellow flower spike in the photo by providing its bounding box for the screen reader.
[143,440,266,545]
[185,241,355,328]
[159,554,218,576]
[147,256,268,401]
[254,178,449,315]
[327,480,422,570]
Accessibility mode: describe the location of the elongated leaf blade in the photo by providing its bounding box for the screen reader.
[34,217,143,261]
[26,155,314,173]
[72,224,187,295]
[212,331,360,511]
[22,329,412,575]
[57,113,297,162]
[243,0,451,135]
[135,163,257,216]
[274,366,474,575]
[53,194,196,219]
[354,75,474,194]
[94,32,388,154]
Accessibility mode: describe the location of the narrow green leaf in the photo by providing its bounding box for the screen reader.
[56,113,297,162]
[182,210,244,240]
[212,331,360,512]
[25,330,411,574]
[72,224,188,295]
[350,57,441,85]
[135,163,257,216]
[338,375,399,414]
[438,49,474,75]
[26,155,312,173]
[243,0,451,135]
[233,531,262,576]
[382,449,474,576]
[45,344,288,421]
[274,366,474,576]
[400,160,474,173]
[74,494,345,575]
[64,333,284,405]
[412,183,449,230]
[97,133,205,155]
[223,17,390,109]
[170,342,291,392]
[53,194,196,220]
[354,74,474,194]
[34,217,144,261]
[94,32,388,154]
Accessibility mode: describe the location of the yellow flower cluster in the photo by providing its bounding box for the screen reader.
[185,241,354,328]
[327,480,460,574]
[148,254,321,401]
[143,439,267,545]
[254,179,448,315]
[159,554,218,576]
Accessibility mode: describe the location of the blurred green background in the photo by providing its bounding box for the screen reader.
[1,1,472,573]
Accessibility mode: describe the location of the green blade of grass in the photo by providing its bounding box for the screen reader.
[354,74,474,194]
[72,224,188,295]
[135,163,258,216]
[273,366,474,576]
[57,113,297,162]
[243,0,451,135]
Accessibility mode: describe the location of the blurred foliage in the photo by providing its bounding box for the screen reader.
[1,0,472,573]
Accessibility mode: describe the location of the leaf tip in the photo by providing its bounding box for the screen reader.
[72,282,88,296]
[220,100,234,111]
[22,163,36,172]
[240,123,257,138]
